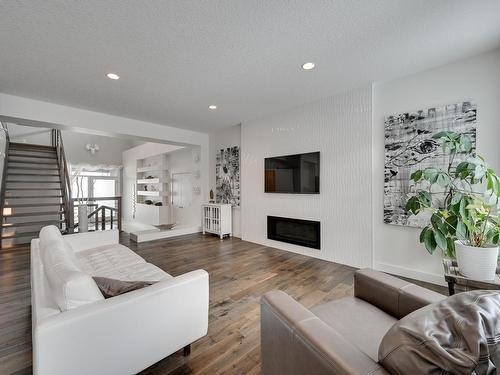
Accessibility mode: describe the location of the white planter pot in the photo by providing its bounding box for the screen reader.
[78,205,89,233]
[455,241,499,281]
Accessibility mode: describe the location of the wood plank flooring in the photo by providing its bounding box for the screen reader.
[0,233,446,375]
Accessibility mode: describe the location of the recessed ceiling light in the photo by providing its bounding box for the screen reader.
[208,105,217,110]
[302,62,315,70]
[106,73,120,80]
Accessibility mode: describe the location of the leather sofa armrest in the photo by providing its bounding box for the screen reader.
[354,268,446,319]
[261,291,389,375]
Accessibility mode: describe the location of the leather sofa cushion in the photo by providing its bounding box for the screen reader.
[41,239,104,311]
[311,297,397,361]
[378,290,500,375]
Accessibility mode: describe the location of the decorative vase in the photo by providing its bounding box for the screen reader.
[455,241,499,281]
[78,204,89,233]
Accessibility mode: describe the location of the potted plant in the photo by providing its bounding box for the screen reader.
[406,131,500,280]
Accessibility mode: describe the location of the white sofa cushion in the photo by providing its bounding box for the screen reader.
[39,225,63,244]
[76,243,147,275]
[41,239,104,311]
[95,262,171,282]
[40,225,79,265]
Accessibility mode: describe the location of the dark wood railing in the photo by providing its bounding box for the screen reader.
[52,129,74,232]
[72,196,122,232]
[0,123,10,243]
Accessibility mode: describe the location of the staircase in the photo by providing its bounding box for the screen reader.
[0,135,72,248]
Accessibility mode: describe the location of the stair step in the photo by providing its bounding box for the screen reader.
[2,220,65,228]
[8,160,58,165]
[8,153,57,159]
[8,166,59,171]
[0,231,42,239]
[9,143,56,150]
[6,187,61,191]
[6,211,65,217]
[7,172,60,176]
[5,195,63,199]
[4,203,65,208]
[7,180,61,183]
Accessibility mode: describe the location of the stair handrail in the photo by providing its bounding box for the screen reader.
[0,123,10,245]
[52,129,74,232]
[72,197,122,231]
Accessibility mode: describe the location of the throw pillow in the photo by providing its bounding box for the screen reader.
[93,277,153,298]
[378,290,500,375]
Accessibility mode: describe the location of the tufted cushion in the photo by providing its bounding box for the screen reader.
[378,290,500,374]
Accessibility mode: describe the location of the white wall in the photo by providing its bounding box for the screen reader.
[241,86,373,268]
[61,131,135,166]
[7,123,52,145]
[209,124,242,237]
[169,147,203,227]
[372,48,500,284]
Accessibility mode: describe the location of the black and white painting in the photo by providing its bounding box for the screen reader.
[384,101,477,227]
[216,146,240,206]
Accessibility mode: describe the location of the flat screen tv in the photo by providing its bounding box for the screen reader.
[265,151,320,193]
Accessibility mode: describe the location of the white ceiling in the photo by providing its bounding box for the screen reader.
[1,1,500,133]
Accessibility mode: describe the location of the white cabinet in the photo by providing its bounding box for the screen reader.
[202,204,232,239]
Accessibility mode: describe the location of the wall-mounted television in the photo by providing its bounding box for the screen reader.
[265,151,320,193]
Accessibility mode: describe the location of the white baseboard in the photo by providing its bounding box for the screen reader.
[373,261,446,286]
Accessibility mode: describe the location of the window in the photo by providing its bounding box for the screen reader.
[71,167,120,205]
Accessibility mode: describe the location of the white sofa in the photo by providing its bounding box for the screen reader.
[31,226,209,375]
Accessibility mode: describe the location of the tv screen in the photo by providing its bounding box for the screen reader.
[265,152,320,193]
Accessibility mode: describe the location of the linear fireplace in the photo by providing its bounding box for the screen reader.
[267,216,320,250]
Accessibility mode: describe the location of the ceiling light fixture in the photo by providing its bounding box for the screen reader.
[302,62,315,70]
[208,105,217,110]
[86,143,100,154]
[106,73,120,80]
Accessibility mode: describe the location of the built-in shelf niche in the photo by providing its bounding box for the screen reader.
[135,153,171,225]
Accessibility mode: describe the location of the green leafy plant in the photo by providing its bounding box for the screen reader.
[405,131,500,258]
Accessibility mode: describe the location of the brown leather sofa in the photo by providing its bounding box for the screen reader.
[261,268,447,375]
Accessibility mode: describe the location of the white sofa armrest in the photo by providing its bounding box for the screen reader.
[63,229,119,252]
[33,269,209,375]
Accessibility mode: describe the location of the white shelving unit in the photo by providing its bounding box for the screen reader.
[202,203,232,240]
[136,153,171,225]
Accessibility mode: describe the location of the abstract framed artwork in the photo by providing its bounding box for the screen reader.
[384,101,477,227]
[216,146,240,206]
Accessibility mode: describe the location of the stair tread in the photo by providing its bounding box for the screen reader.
[7,172,60,176]
[6,187,61,190]
[8,160,58,165]
[6,211,65,217]
[0,231,42,239]
[9,143,56,149]
[7,180,61,183]
[8,166,59,170]
[2,219,65,228]
[4,203,65,208]
[8,153,57,159]
[5,195,63,199]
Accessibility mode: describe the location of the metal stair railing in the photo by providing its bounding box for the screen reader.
[0,123,10,247]
[52,129,74,233]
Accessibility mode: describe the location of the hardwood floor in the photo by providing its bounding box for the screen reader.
[0,233,446,374]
